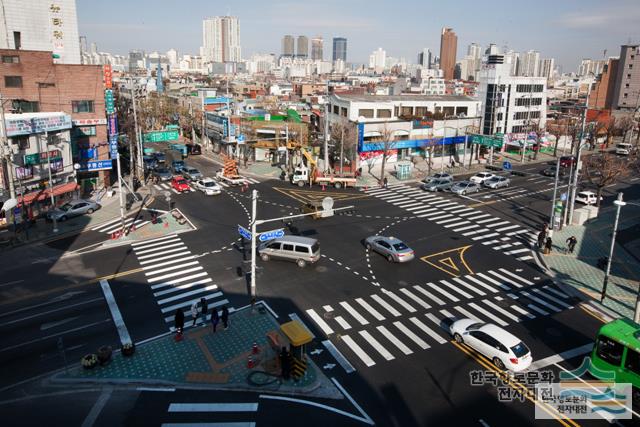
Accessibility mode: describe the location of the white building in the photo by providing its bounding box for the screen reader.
[0,0,81,64]
[519,50,540,77]
[418,48,431,68]
[468,43,482,61]
[167,49,179,67]
[369,48,386,73]
[247,53,276,74]
[503,50,520,76]
[578,58,606,77]
[540,58,555,80]
[477,55,547,140]
[201,16,241,63]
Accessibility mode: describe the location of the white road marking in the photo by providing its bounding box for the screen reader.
[413,285,446,306]
[134,242,186,255]
[168,403,259,412]
[99,279,131,345]
[341,335,376,367]
[355,298,385,321]
[157,284,219,305]
[377,326,413,355]
[131,238,181,251]
[382,290,416,313]
[468,302,509,326]
[498,268,534,285]
[475,272,510,291]
[531,289,573,309]
[339,301,369,325]
[322,340,355,373]
[144,261,200,276]
[487,270,523,288]
[371,294,401,317]
[528,343,594,371]
[462,275,500,293]
[306,309,334,335]
[138,248,190,261]
[410,317,447,344]
[150,272,209,290]
[509,304,536,320]
[454,305,482,322]
[147,266,204,283]
[393,321,429,349]
[425,312,451,332]
[527,304,550,316]
[359,331,394,361]
[482,299,520,322]
[425,282,460,302]
[131,234,177,246]
[521,291,561,312]
[323,305,334,312]
[153,278,213,297]
[440,279,473,298]
[451,277,486,296]
[453,224,480,232]
[399,288,431,310]
[334,316,352,330]
[471,232,499,240]
[543,286,570,299]
[160,292,224,314]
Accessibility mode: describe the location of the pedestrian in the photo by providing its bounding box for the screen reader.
[545,237,553,254]
[190,301,198,326]
[221,305,229,330]
[566,236,578,254]
[199,297,208,326]
[174,308,184,335]
[383,176,388,189]
[537,231,546,248]
[210,308,220,333]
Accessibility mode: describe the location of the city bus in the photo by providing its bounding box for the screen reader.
[590,318,640,401]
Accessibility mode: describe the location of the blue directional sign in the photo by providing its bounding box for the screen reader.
[237,134,245,143]
[502,161,512,170]
[84,160,113,171]
[109,134,119,159]
[258,228,285,242]
[238,225,252,240]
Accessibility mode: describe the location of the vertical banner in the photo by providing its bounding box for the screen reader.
[103,65,113,89]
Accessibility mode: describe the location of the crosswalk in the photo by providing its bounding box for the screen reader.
[131,234,230,330]
[363,184,536,261]
[152,177,261,194]
[91,215,149,234]
[161,401,258,427]
[304,268,574,370]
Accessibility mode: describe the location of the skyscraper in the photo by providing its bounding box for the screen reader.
[467,43,482,60]
[282,35,295,57]
[540,58,555,80]
[369,47,386,73]
[418,48,431,68]
[520,50,540,77]
[311,36,323,61]
[297,36,309,58]
[332,37,347,62]
[202,16,241,63]
[439,28,457,80]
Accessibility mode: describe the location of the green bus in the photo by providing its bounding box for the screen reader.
[591,318,640,401]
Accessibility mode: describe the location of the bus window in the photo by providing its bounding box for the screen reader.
[624,349,640,376]
[596,336,624,366]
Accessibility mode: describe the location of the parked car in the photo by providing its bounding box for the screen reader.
[560,156,576,168]
[258,236,320,268]
[182,166,203,181]
[422,172,453,184]
[451,181,480,195]
[46,199,101,222]
[365,236,415,263]
[469,172,496,184]
[421,179,453,192]
[484,176,510,189]
[171,176,191,193]
[154,152,166,164]
[153,167,173,181]
[575,190,601,205]
[186,143,202,155]
[541,167,567,177]
[450,319,532,372]
[194,178,222,195]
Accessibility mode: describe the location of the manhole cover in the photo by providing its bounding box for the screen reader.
[323,311,334,320]
[546,327,562,337]
[315,266,328,273]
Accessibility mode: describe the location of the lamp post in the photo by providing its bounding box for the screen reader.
[567,82,593,226]
[43,131,58,233]
[601,192,625,302]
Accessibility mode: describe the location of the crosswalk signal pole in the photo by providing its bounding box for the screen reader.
[548,158,561,236]
[250,189,258,300]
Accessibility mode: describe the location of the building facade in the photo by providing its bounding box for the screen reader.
[439,28,457,80]
[519,50,540,77]
[418,48,432,69]
[588,58,619,110]
[296,36,308,59]
[332,37,347,62]
[0,0,81,64]
[611,45,640,111]
[311,36,323,61]
[201,16,241,63]
[282,35,295,57]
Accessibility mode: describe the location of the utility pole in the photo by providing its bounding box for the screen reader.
[568,83,592,225]
[340,126,345,175]
[250,189,258,299]
[43,132,58,233]
[548,158,561,236]
[601,192,625,302]
[324,80,330,173]
[0,92,17,225]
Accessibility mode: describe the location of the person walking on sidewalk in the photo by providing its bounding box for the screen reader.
[566,236,578,254]
[383,176,388,189]
[544,237,553,254]
[221,306,229,330]
[174,308,184,335]
[537,231,546,249]
[190,302,198,326]
[199,297,208,326]
[210,309,220,333]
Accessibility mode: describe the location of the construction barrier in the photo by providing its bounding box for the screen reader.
[291,355,307,380]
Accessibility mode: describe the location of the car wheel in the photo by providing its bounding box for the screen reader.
[297,181,304,187]
[87,208,94,214]
[493,357,506,370]
[296,259,306,268]
[260,254,269,262]
[461,191,466,195]
[60,215,67,222]
[387,254,394,262]
[334,182,342,189]
[453,333,463,344]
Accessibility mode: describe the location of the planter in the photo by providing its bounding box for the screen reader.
[97,345,112,365]
[121,342,136,357]
[81,354,98,370]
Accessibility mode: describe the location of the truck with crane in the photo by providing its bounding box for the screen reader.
[290,148,357,189]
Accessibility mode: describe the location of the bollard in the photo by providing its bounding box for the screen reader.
[252,342,260,354]
[174,332,183,342]
[321,184,326,191]
[247,356,255,368]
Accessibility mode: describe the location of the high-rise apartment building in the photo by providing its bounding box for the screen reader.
[0,0,81,64]
[611,45,640,111]
[540,58,555,80]
[468,43,482,60]
[418,48,431,68]
[332,37,347,62]
[439,28,457,80]
[519,50,540,77]
[282,35,295,57]
[296,36,309,58]
[369,48,386,73]
[578,58,607,77]
[311,36,323,61]
[201,16,241,63]
[485,44,500,56]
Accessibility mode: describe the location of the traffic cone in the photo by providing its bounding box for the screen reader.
[321,184,326,191]
[247,356,255,368]
[252,342,260,354]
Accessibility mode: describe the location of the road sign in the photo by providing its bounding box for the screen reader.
[322,196,334,211]
[84,160,113,171]
[502,161,512,170]
[237,134,245,144]
[258,228,285,242]
[143,130,179,143]
[238,225,252,240]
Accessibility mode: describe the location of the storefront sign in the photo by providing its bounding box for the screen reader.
[107,115,118,137]
[413,119,434,129]
[15,166,33,180]
[73,126,96,137]
[49,159,63,171]
[49,3,64,61]
[72,118,107,126]
[103,65,113,89]
[23,150,62,165]
[5,114,72,137]
[109,135,119,158]
[80,148,98,159]
[105,89,115,115]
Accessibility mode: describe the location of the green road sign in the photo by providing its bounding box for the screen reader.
[470,134,503,148]
[143,130,179,143]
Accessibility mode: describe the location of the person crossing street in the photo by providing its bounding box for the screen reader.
[566,236,578,254]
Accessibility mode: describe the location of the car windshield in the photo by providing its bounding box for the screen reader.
[60,203,73,211]
[157,168,169,174]
[466,322,485,331]
[511,342,530,357]
[488,177,499,181]
[393,242,409,251]
[204,181,216,187]
[176,179,187,184]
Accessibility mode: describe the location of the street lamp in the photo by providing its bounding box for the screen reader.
[600,192,625,303]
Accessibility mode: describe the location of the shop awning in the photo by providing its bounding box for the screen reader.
[18,182,78,206]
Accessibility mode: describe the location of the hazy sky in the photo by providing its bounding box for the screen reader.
[78,0,640,72]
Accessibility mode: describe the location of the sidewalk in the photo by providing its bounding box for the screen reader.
[52,303,339,398]
[541,205,640,320]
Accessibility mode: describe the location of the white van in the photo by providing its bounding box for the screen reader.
[258,236,320,267]
[616,143,633,155]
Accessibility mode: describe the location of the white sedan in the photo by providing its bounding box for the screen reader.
[469,172,496,184]
[194,178,222,195]
[450,319,532,372]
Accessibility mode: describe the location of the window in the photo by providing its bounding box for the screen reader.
[12,136,29,150]
[311,242,319,253]
[358,108,374,118]
[624,93,628,98]
[376,240,390,249]
[1,55,19,63]
[72,100,95,113]
[629,64,633,69]
[596,337,624,366]
[12,100,39,113]
[332,105,339,115]
[415,106,428,116]
[13,31,21,50]
[625,349,640,376]
[38,82,55,88]
[377,109,391,118]
[515,97,542,107]
[4,76,22,88]
[282,243,294,251]
[294,245,309,254]
[341,107,347,117]
[394,106,399,116]
[400,106,413,116]
[497,113,504,121]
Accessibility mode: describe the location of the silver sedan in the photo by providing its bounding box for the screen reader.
[46,199,101,221]
[451,181,480,195]
[484,176,510,189]
[365,235,415,263]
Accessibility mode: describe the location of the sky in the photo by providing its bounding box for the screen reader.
[78,0,640,72]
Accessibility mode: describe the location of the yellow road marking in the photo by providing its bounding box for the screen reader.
[420,245,473,277]
[0,267,145,306]
[578,304,607,324]
[451,340,580,427]
[272,187,370,204]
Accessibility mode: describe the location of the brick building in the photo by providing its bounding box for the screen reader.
[0,49,109,200]
[588,58,619,110]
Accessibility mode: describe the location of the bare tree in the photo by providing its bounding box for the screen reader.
[378,124,398,182]
[584,153,632,208]
[330,120,357,174]
[616,114,635,143]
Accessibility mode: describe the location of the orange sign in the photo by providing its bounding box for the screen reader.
[103,64,112,89]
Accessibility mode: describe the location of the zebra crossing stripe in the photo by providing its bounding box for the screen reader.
[430,213,454,221]
[488,270,523,288]
[139,250,191,264]
[413,285,446,306]
[506,229,531,236]
[371,294,402,317]
[91,216,122,230]
[453,224,480,233]
[393,321,429,349]
[468,302,509,326]
[135,242,185,255]
[472,232,499,240]
[476,272,510,291]
[473,215,494,222]
[395,201,423,208]
[543,286,570,299]
[458,210,480,217]
[412,208,438,214]
[531,289,573,309]
[150,272,209,290]
[439,309,458,321]
[520,291,562,312]
[504,248,530,255]
[145,261,199,276]
[341,335,375,367]
[482,299,520,322]
[355,298,385,321]
[426,282,460,302]
[142,255,195,271]
[157,284,219,305]
[406,205,431,211]
[153,278,213,297]
[451,277,486,296]
[498,268,534,286]
[306,309,334,335]
[334,316,352,330]
[147,266,203,283]
[323,305,334,312]
[160,291,224,314]
[509,304,536,320]
[464,275,501,293]
[448,207,473,214]
[485,221,510,228]
[132,234,178,247]
[399,288,431,310]
[527,304,550,316]
[439,218,468,226]
[339,301,369,325]
[454,305,482,322]
[517,255,534,261]
[168,403,259,412]
[382,291,416,313]
[359,330,395,361]
[410,317,447,344]
[425,313,451,333]
[377,326,413,355]
[440,280,473,299]
[462,228,490,236]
